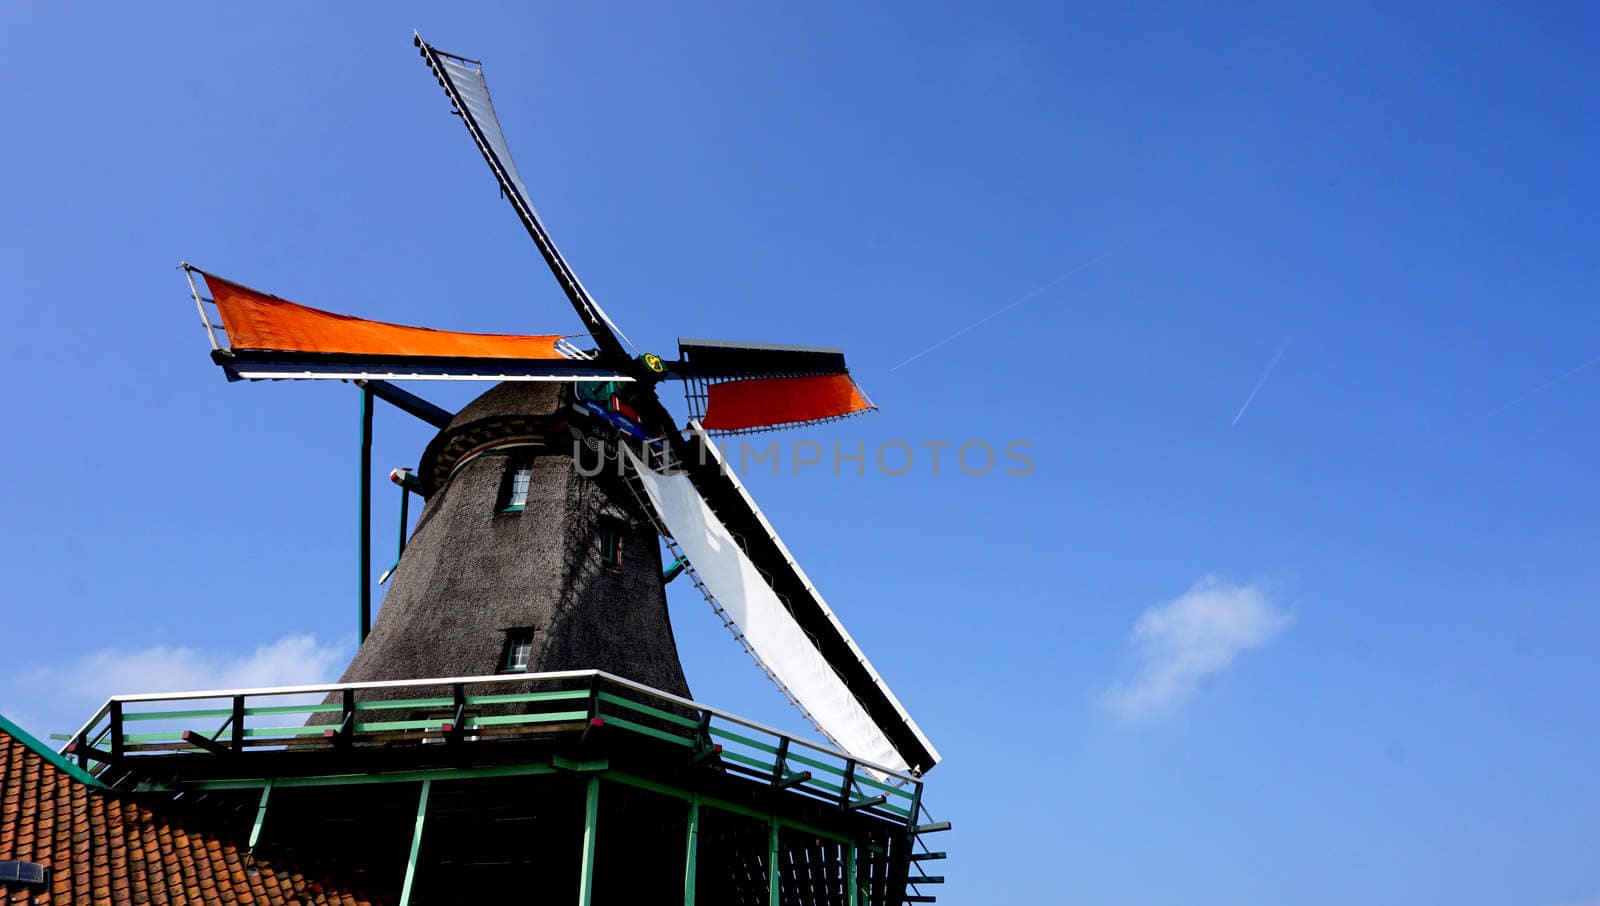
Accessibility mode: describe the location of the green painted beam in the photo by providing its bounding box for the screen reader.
[353,697,455,711]
[683,795,699,906]
[398,779,430,906]
[776,750,918,802]
[578,776,600,906]
[128,704,593,745]
[0,712,105,788]
[603,715,694,747]
[248,780,273,850]
[662,554,689,585]
[603,770,855,845]
[469,689,589,706]
[596,691,701,729]
[123,702,342,722]
[182,761,559,791]
[846,845,858,906]
[245,725,329,737]
[767,816,780,906]
[720,749,777,774]
[121,708,232,722]
[551,756,608,774]
[248,702,344,717]
[120,689,589,722]
[850,771,921,800]
[708,726,781,756]
[468,710,589,728]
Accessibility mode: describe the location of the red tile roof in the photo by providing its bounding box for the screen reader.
[0,720,393,905]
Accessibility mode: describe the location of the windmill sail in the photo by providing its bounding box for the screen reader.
[417,36,633,359]
[624,425,939,775]
[187,268,626,382]
[676,339,877,435]
[698,373,874,433]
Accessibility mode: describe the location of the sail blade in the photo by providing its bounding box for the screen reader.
[189,268,628,383]
[699,373,875,434]
[626,424,939,775]
[673,338,877,434]
[416,35,633,359]
[624,446,916,774]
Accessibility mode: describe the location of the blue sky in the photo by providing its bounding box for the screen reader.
[2,3,1597,903]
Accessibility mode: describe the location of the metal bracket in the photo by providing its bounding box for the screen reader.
[551,755,608,774]
[180,731,231,757]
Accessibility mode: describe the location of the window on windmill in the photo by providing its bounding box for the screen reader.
[599,524,622,567]
[501,461,533,513]
[501,631,534,672]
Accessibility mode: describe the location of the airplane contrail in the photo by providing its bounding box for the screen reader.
[889,248,1117,372]
[1231,338,1291,426]
[1486,352,1600,415]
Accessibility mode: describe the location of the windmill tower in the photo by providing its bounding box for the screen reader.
[56,33,949,906]
[341,380,692,699]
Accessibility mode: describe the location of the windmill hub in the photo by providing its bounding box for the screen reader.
[638,352,667,376]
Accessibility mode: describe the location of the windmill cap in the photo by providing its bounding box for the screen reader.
[416,381,573,495]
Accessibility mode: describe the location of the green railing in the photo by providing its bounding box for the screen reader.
[62,668,922,824]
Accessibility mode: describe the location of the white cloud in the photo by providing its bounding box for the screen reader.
[1105,577,1291,719]
[7,635,349,738]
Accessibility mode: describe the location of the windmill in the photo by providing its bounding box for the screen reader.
[181,35,938,781]
[155,33,953,905]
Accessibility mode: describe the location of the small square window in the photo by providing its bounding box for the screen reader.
[501,463,532,513]
[502,631,534,672]
[600,526,621,567]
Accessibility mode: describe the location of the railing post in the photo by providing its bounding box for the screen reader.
[769,737,789,788]
[691,709,716,763]
[333,687,355,747]
[109,701,124,762]
[449,682,466,743]
[230,696,245,754]
[838,759,856,808]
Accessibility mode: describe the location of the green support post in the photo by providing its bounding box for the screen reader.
[578,776,600,906]
[248,780,273,851]
[846,844,858,906]
[358,385,374,644]
[768,817,780,906]
[397,479,410,558]
[683,795,700,906]
[399,780,431,906]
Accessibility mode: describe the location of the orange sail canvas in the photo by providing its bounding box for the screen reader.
[700,373,874,432]
[204,273,568,360]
